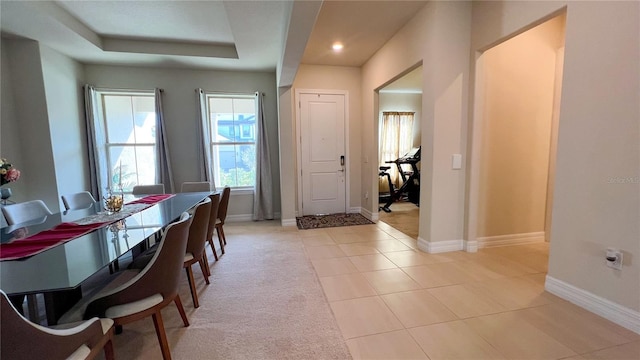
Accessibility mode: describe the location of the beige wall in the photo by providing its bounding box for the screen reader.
[290,64,363,214]
[471,1,639,312]
[84,64,280,220]
[362,1,471,246]
[476,16,565,238]
[1,39,59,210]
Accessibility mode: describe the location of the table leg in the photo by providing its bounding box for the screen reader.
[26,294,40,323]
[44,288,82,325]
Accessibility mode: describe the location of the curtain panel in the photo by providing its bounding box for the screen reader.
[378,111,415,191]
[155,88,175,193]
[83,84,108,199]
[195,89,214,187]
[253,92,274,220]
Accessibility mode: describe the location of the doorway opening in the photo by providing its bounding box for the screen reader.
[376,66,423,239]
[468,13,566,271]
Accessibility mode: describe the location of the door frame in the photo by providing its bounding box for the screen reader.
[295,89,350,216]
[466,17,563,250]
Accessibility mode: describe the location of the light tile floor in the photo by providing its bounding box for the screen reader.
[302,222,640,360]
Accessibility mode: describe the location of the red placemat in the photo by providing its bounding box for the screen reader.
[0,194,175,261]
[0,221,108,261]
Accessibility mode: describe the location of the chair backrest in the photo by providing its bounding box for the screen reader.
[1,290,107,359]
[1,200,53,225]
[84,214,192,319]
[185,197,211,258]
[217,186,231,224]
[132,184,165,195]
[180,181,212,193]
[205,193,221,243]
[61,191,96,211]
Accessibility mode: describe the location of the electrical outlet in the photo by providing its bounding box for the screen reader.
[364,191,369,199]
[606,248,623,270]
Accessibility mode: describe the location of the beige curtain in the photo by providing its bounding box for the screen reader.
[378,112,414,192]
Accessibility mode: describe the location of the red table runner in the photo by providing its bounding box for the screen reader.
[0,194,174,261]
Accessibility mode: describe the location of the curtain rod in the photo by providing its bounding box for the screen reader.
[197,89,264,96]
[93,87,163,93]
[382,111,415,115]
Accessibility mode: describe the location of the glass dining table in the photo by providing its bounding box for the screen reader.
[0,191,211,325]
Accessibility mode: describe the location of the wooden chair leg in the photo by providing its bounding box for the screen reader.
[216,225,227,246]
[208,238,219,261]
[104,339,115,360]
[173,295,190,327]
[198,257,210,285]
[151,310,172,360]
[204,255,212,277]
[218,233,225,254]
[185,266,199,308]
[202,255,211,277]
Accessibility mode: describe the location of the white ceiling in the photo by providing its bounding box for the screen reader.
[0,0,427,88]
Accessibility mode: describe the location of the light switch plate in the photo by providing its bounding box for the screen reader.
[452,154,462,169]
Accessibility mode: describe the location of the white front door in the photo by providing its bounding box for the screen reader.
[299,92,346,215]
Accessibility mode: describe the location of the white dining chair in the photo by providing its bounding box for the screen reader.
[61,191,96,211]
[180,181,212,193]
[1,200,53,225]
[132,184,165,195]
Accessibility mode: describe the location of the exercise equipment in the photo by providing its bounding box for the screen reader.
[378,146,421,213]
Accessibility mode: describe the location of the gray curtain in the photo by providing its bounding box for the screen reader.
[253,92,274,220]
[83,84,107,199]
[195,88,214,186]
[155,88,174,193]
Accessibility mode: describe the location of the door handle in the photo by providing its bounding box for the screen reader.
[340,155,345,166]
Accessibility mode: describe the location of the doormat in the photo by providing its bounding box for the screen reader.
[296,213,374,230]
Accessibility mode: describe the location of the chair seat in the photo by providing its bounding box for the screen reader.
[58,270,140,324]
[66,344,91,360]
[52,318,114,335]
[105,294,163,318]
[184,252,194,262]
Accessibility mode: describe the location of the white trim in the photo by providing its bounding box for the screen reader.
[545,275,640,335]
[477,231,545,248]
[295,89,350,216]
[348,207,361,214]
[281,218,297,227]
[226,212,282,223]
[464,240,478,252]
[417,238,464,253]
[226,214,253,222]
[360,207,377,222]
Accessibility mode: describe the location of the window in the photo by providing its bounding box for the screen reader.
[379,111,415,187]
[205,95,256,189]
[94,90,157,194]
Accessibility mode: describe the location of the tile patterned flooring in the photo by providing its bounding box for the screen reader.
[301,222,640,360]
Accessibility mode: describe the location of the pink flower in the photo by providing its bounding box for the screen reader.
[5,168,20,182]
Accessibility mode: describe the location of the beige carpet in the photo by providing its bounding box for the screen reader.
[109,222,352,359]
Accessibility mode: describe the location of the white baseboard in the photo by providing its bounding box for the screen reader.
[281,218,297,227]
[227,212,281,223]
[348,207,361,214]
[417,238,464,253]
[464,240,478,252]
[360,208,378,222]
[226,214,253,222]
[477,231,545,248]
[545,275,640,334]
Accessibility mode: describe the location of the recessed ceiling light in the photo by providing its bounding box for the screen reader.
[332,42,344,52]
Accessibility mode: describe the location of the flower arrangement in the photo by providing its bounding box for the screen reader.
[0,158,21,186]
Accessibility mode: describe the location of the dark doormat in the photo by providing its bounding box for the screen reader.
[296,213,374,230]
